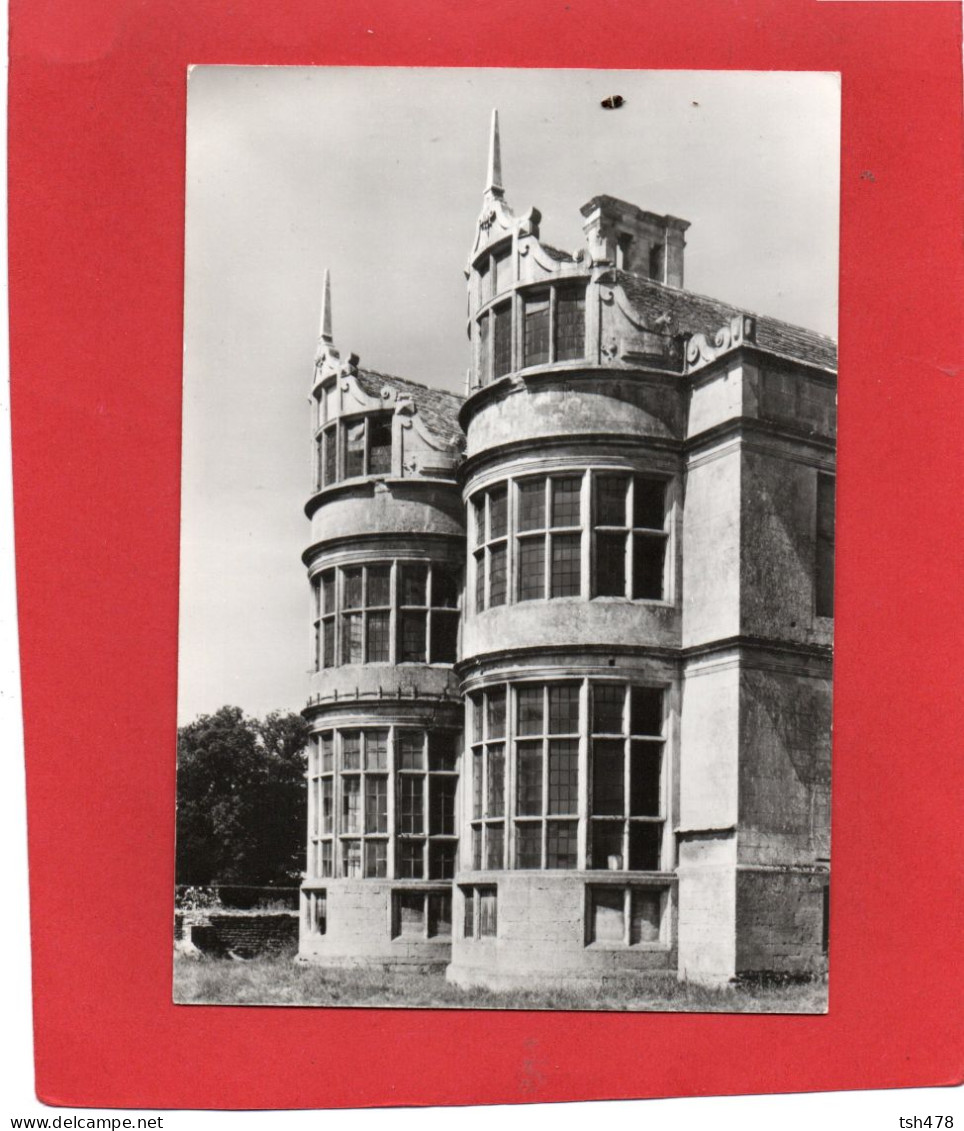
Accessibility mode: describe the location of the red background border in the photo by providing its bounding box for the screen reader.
[9,0,964,1109]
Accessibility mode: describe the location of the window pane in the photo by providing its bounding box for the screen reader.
[596,532,627,596]
[556,286,585,361]
[472,751,483,820]
[516,687,543,736]
[366,565,391,607]
[323,427,337,486]
[591,740,625,816]
[343,568,363,609]
[515,822,542,868]
[431,565,460,608]
[321,779,333,834]
[590,821,624,870]
[366,611,390,662]
[591,888,624,942]
[630,889,661,943]
[592,684,624,734]
[486,744,505,817]
[518,479,546,531]
[429,842,456,881]
[398,776,424,835]
[342,612,364,664]
[399,610,427,662]
[632,533,666,599]
[342,776,361,833]
[479,887,498,936]
[364,839,387,878]
[473,496,486,546]
[320,842,333,878]
[546,821,578,869]
[596,475,628,527]
[517,742,543,816]
[474,551,485,612]
[342,732,361,770]
[493,250,512,295]
[551,477,582,527]
[365,730,388,771]
[489,487,508,539]
[551,533,581,597]
[430,610,459,664]
[463,887,476,936]
[430,776,457,836]
[628,823,661,870]
[548,739,579,814]
[320,733,334,772]
[397,730,424,770]
[342,839,362,877]
[345,420,365,478]
[630,742,661,816]
[365,776,389,834]
[368,415,392,475]
[478,314,490,385]
[398,839,424,879]
[485,825,504,870]
[428,732,458,772]
[548,684,580,734]
[630,687,663,736]
[518,538,545,601]
[427,891,452,938]
[493,303,512,378]
[321,571,336,613]
[489,545,507,607]
[523,292,550,367]
[634,478,665,529]
[486,690,506,739]
[399,563,428,606]
[471,826,482,870]
[396,891,423,936]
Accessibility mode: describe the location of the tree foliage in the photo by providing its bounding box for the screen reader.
[176,706,309,886]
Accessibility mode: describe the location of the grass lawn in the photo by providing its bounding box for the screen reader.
[173,954,827,1013]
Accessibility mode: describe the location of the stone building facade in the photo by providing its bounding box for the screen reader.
[299,114,835,987]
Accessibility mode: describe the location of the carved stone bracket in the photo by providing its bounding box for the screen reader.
[685,315,756,372]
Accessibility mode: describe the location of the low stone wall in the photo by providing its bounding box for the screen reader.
[176,912,300,958]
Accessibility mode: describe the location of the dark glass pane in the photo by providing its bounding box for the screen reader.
[478,314,490,386]
[486,689,506,738]
[485,825,504,870]
[630,743,661,816]
[523,292,550,367]
[429,842,456,881]
[630,889,661,943]
[323,426,337,486]
[342,839,362,877]
[341,777,361,833]
[431,565,460,608]
[321,570,335,614]
[473,496,486,546]
[319,842,332,878]
[479,887,498,936]
[397,730,424,770]
[596,475,628,527]
[399,610,427,662]
[396,890,423,934]
[344,420,365,478]
[364,839,387,878]
[628,823,661,870]
[547,739,579,814]
[398,775,424,835]
[320,779,333,834]
[546,821,578,869]
[368,414,392,475]
[592,684,624,734]
[430,776,457,836]
[591,740,624,816]
[366,611,390,662]
[630,687,663,736]
[489,545,507,607]
[556,286,585,361]
[590,821,624,870]
[551,477,582,527]
[632,533,666,599]
[427,891,452,938]
[342,612,364,664]
[343,568,363,609]
[428,732,458,772]
[518,479,546,531]
[548,684,580,734]
[341,732,361,770]
[472,751,483,820]
[474,551,485,612]
[489,487,508,538]
[471,826,482,870]
[486,744,505,818]
[366,564,391,607]
[551,533,581,597]
[590,886,624,939]
[430,610,459,664]
[322,618,335,668]
[316,435,325,490]
[365,730,388,771]
[516,742,543,816]
[596,532,627,597]
[516,687,543,736]
[518,537,545,601]
[493,303,512,378]
[634,478,665,529]
[463,886,476,936]
[320,733,334,772]
[472,695,484,742]
[398,839,424,879]
[399,562,428,606]
[515,822,542,868]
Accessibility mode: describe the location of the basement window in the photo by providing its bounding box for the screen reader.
[392,890,452,939]
[305,889,327,936]
[461,885,498,939]
[586,886,663,946]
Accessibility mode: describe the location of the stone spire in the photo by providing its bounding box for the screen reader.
[319,267,333,345]
[484,109,504,199]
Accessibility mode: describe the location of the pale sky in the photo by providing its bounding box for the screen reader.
[178,67,840,724]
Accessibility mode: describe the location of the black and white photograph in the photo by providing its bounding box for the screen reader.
[175,67,839,1013]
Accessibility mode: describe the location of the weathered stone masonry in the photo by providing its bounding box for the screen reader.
[298,112,835,987]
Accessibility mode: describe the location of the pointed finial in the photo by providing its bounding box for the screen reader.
[485,109,503,198]
[319,268,333,344]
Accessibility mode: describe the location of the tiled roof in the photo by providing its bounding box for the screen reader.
[539,242,576,263]
[355,368,465,449]
[615,272,838,372]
